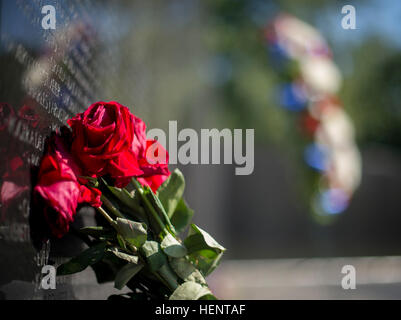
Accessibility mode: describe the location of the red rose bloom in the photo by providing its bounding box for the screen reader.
[68,101,170,190]
[34,132,101,238]
[137,173,170,193]
[136,140,171,192]
[67,101,144,187]
[115,121,170,187]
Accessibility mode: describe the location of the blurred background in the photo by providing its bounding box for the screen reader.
[1,0,401,299]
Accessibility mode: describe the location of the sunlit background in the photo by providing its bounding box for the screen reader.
[1,0,401,299]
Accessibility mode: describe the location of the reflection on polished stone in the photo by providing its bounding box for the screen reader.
[0,0,119,299]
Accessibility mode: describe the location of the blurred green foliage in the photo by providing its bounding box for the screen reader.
[342,38,401,148]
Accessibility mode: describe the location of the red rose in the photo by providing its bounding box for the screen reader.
[67,101,144,187]
[34,132,101,238]
[115,132,171,189]
[136,140,171,192]
[137,173,170,193]
[139,140,169,175]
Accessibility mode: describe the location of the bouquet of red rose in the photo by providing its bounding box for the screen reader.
[33,101,225,300]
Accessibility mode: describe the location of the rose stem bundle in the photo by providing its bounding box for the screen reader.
[95,181,179,293]
[131,177,176,237]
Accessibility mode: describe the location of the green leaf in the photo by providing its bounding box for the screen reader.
[184,224,225,276]
[107,247,139,264]
[186,224,226,252]
[90,249,126,284]
[102,178,148,223]
[141,241,167,272]
[114,262,143,290]
[170,198,194,233]
[169,257,207,285]
[160,233,187,258]
[144,186,176,234]
[57,242,107,276]
[169,281,212,300]
[188,250,224,277]
[116,233,127,251]
[106,183,141,211]
[115,218,147,248]
[157,169,185,218]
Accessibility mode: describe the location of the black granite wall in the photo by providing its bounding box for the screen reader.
[0,0,120,299]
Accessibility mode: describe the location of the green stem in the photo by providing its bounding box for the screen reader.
[96,206,114,225]
[158,264,179,292]
[153,272,172,291]
[131,178,169,236]
[101,195,125,219]
[131,178,176,236]
[152,192,176,235]
[121,188,147,218]
[122,188,143,211]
